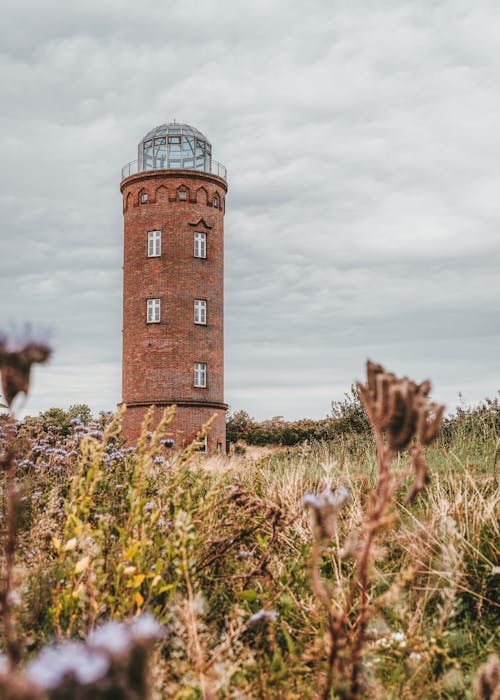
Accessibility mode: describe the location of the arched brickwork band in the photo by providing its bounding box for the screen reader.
[120,123,228,451]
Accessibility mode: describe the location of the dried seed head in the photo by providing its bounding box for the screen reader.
[358,360,444,451]
[0,337,52,407]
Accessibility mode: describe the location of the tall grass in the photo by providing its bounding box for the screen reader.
[0,350,498,698]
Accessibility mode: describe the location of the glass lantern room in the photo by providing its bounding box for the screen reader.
[121,122,226,180]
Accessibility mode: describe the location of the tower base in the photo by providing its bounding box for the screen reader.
[121,403,227,453]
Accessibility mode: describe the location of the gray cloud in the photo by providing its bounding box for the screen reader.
[1,0,499,419]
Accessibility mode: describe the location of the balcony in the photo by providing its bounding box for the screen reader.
[121,158,227,182]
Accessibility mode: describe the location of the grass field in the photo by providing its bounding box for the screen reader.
[0,383,498,698]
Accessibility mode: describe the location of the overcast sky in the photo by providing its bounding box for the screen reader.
[1,0,499,420]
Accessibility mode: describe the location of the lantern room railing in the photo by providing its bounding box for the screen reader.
[121,158,227,181]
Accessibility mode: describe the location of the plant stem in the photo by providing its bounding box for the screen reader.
[0,418,20,667]
[349,430,393,698]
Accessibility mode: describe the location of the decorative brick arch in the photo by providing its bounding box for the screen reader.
[155,184,168,202]
[196,186,208,205]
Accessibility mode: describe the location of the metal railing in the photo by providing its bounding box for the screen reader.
[121,158,227,181]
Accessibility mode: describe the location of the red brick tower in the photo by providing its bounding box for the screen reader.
[120,123,228,450]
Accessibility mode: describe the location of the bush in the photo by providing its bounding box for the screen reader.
[227,388,370,447]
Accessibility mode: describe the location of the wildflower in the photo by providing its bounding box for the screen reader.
[6,590,21,607]
[391,631,406,648]
[88,621,132,656]
[129,613,165,644]
[25,643,109,689]
[248,609,278,625]
[23,616,164,697]
[474,654,500,700]
[303,485,350,541]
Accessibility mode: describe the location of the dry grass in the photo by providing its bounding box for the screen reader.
[0,361,498,698]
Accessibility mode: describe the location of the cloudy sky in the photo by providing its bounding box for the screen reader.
[1,0,499,420]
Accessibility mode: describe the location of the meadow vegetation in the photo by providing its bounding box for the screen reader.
[0,341,498,698]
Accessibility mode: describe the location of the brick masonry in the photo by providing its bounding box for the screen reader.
[120,170,228,450]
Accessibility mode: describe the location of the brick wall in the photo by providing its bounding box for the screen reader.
[121,403,227,451]
[120,170,228,450]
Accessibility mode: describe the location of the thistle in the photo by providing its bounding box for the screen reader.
[0,335,52,408]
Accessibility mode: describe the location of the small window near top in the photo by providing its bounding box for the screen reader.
[147,230,161,257]
[194,299,207,325]
[216,442,222,453]
[141,192,148,203]
[194,362,207,388]
[212,195,219,207]
[178,190,187,201]
[146,298,161,323]
[194,232,206,259]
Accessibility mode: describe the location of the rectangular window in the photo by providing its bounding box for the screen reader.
[146,298,161,323]
[194,362,207,388]
[147,230,161,257]
[141,193,148,203]
[194,232,206,258]
[194,299,207,325]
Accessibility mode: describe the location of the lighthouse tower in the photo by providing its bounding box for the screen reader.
[120,123,228,450]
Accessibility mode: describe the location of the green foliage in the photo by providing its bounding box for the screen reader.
[228,391,500,452]
[3,396,498,697]
[227,387,371,447]
[23,403,94,438]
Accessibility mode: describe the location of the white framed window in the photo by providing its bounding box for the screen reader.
[194,232,206,259]
[212,194,219,207]
[178,189,187,201]
[146,298,161,323]
[140,192,148,203]
[147,230,161,257]
[194,362,207,388]
[194,299,207,325]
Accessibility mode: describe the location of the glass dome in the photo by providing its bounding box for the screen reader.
[139,122,211,171]
[121,122,226,180]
